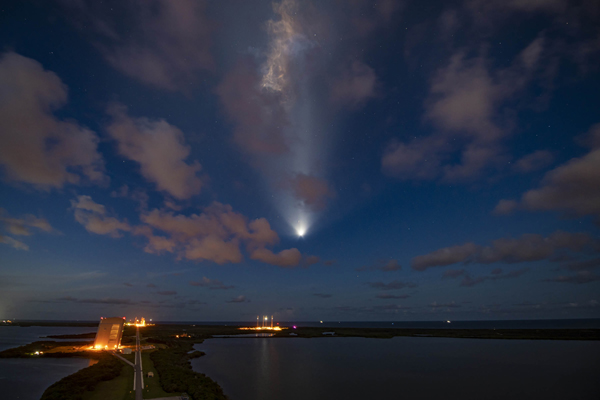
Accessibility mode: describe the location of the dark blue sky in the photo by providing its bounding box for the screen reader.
[1,0,599,321]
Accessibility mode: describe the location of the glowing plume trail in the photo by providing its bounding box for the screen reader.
[259,0,331,237]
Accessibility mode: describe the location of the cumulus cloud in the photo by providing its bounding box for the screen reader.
[71,195,131,238]
[61,0,213,91]
[138,202,300,266]
[412,231,596,270]
[303,255,321,267]
[412,243,479,271]
[0,52,105,189]
[250,247,302,268]
[70,196,304,267]
[365,280,417,290]
[190,277,234,290]
[106,104,203,200]
[0,209,55,236]
[495,124,600,223]
[383,37,545,181]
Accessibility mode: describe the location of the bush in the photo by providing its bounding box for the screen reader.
[150,342,228,400]
[40,353,123,400]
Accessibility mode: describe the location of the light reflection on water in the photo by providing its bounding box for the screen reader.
[191,337,600,400]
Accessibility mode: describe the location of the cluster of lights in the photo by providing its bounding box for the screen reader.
[124,317,153,327]
[239,315,287,331]
[239,326,284,331]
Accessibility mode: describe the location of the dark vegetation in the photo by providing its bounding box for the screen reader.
[149,338,228,400]
[136,324,600,341]
[0,341,94,358]
[45,332,97,339]
[271,327,600,340]
[11,321,99,327]
[40,353,123,400]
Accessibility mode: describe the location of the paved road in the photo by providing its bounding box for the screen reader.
[109,351,134,367]
[134,326,143,400]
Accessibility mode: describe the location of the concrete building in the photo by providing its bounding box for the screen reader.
[94,317,125,349]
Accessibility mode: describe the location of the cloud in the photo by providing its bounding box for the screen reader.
[227,295,249,303]
[106,104,203,200]
[157,290,177,296]
[357,259,402,272]
[412,243,479,271]
[323,259,338,266]
[383,37,545,181]
[61,0,214,91]
[0,235,29,251]
[0,209,55,237]
[513,150,554,173]
[216,58,290,157]
[496,124,600,223]
[70,196,305,267]
[288,174,336,211]
[146,283,157,288]
[123,282,133,287]
[313,293,332,298]
[190,277,234,290]
[71,195,131,238]
[365,280,417,290]
[250,247,302,268]
[57,296,133,305]
[0,52,105,189]
[330,60,378,108]
[139,202,300,266]
[460,268,529,287]
[375,294,410,299]
[564,258,600,271]
[429,301,461,308]
[412,231,596,270]
[544,271,600,284]
[303,255,321,267]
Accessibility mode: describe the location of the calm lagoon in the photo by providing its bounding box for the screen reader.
[0,326,96,400]
[192,336,600,400]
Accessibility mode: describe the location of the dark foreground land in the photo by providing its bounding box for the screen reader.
[1,324,598,400]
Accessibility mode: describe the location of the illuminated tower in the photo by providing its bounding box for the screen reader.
[94,317,125,349]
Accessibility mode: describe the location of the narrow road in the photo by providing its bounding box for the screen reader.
[134,326,143,400]
[109,351,134,367]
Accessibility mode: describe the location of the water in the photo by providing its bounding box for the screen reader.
[0,326,96,400]
[192,337,600,400]
[0,326,96,352]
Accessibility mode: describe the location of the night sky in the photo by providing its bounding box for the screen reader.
[1,0,599,321]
